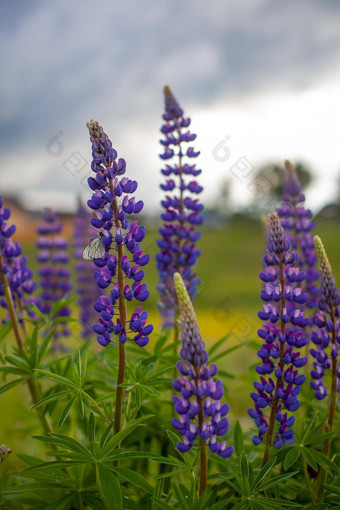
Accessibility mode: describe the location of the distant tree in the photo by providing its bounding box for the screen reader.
[252,161,313,200]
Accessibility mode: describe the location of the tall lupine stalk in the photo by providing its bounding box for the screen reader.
[157,86,203,333]
[86,120,153,434]
[74,201,100,338]
[277,161,319,311]
[313,237,339,460]
[0,197,52,435]
[172,272,233,497]
[36,209,72,341]
[248,212,309,466]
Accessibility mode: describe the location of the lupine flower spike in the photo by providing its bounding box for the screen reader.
[74,200,100,338]
[0,196,37,332]
[248,212,309,466]
[86,120,153,434]
[172,272,233,496]
[36,209,72,342]
[277,161,319,311]
[313,237,339,442]
[157,86,203,330]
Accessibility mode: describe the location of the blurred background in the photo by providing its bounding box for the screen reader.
[0,0,340,473]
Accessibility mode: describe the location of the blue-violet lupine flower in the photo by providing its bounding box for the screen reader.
[171,272,233,458]
[87,120,153,348]
[36,209,72,338]
[277,161,319,310]
[248,212,309,450]
[0,196,37,322]
[156,86,203,328]
[310,236,340,400]
[74,200,101,338]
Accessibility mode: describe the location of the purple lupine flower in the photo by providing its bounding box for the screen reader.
[156,86,203,328]
[171,272,233,458]
[249,212,309,453]
[310,236,340,400]
[0,196,37,322]
[86,120,153,348]
[74,201,101,338]
[36,209,72,339]
[277,161,319,310]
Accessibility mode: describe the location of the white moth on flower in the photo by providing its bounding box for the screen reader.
[82,233,106,261]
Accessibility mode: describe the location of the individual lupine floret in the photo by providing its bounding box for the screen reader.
[0,196,37,322]
[74,201,100,338]
[156,86,203,328]
[277,161,319,310]
[86,120,153,349]
[171,272,233,460]
[36,209,72,339]
[310,237,339,409]
[248,212,309,464]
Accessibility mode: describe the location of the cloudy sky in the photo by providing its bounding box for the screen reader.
[1,0,340,214]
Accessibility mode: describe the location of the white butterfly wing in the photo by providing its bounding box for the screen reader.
[82,236,106,261]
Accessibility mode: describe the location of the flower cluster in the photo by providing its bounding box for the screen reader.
[248,212,309,449]
[36,209,72,338]
[171,272,233,458]
[310,236,340,399]
[0,196,36,321]
[74,201,101,338]
[87,120,153,347]
[277,161,319,310]
[156,86,203,327]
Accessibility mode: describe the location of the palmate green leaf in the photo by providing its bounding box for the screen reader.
[210,498,242,510]
[25,302,48,322]
[304,504,331,510]
[311,448,340,473]
[0,376,25,394]
[31,390,72,409]
[28,324,39,367]
[101,414,152,457]
[152,501,176,510]
[35,369,78,388]
[150,455,186,467]
[4,482,63,492]
[234,421,244,457]
[254,471,298,493]
[33,433,94,459]
[283,447,300,471]
[0,321,12,343]
[58,394,77,428]
[105,450,162,462]
[250,456,276,492]
[96,463,122,510]
[113,466,153,494]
